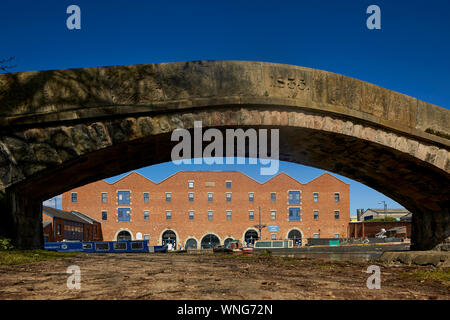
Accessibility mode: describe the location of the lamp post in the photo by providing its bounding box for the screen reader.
[254,206,267,241]
[378,200,387,221]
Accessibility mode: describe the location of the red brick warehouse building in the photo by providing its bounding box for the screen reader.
[62,171,350,249]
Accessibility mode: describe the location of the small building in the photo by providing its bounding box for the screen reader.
[42,206,103,242]
[357,208,411,221]
[348,220,411,239]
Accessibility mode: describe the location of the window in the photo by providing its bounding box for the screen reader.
[313,233,319,239]
[166,192,171,202]
[313,192,319,203]
[226,210,232,221]
[271,234,277,240]
[102,211,107,221]
[334,193,340,202]
[314,210,319,220]
[226,192,232,202]
[166,211,172,220]
[288,191,301,204]
[188,180,194,189]
[118,208,131,222]
[101,192,107,203]
[144,234,150,241]
[249,210,254,220]
[270,192,276,202]
[188,192,194,202]
[71,193,77,202]
[208,192,213,202]
[249,192,254,202]
[208,210,213,221]
[118,191,130,205]
[57,224,61,235]
[334,234,340,239]
[144,210,149,221]
[271,210,276,220]
[188,210,194,220]
[144,192,149,203]
[226,181,232,189]
[289,207,301,221]
[334,210,340,220]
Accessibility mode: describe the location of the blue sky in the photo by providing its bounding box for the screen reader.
[4,1,448,216]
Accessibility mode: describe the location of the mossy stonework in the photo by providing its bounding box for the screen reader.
[0,61,448,249]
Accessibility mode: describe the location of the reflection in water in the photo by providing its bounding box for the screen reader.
[276,252,381,262]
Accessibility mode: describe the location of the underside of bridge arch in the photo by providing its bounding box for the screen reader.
[0,107,448,250]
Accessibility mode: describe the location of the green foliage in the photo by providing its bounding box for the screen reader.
[368,217,398,222]
[0,250,81,266]
[0,238,14,251]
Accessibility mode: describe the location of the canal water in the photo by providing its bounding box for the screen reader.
[273,252,382,262]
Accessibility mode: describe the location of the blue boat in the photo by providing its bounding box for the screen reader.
[44,240,167,253]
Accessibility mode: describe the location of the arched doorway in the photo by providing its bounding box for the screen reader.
[244,229,259,246]
[162,230,177,248]
[117,230,132,241]
[201,234,220,249]
[288,229,302,247]
[185,238,197,250]
[224,237,234,248]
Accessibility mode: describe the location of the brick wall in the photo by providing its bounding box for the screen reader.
[62,171,350,247]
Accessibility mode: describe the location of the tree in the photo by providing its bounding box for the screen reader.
[0,56,16,72]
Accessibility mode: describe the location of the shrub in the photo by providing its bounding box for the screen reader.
[0,238,14,251]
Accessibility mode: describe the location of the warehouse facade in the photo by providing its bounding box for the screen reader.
[61,171,350,248]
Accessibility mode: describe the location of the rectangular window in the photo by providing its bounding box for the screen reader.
[117,191,130,205]
[334,193,340,202]
[118,208,131,222]
[313,192,319,203]
[188,210,194,220]
[144,234,150,241]
[101,192,107,203]
[188,192,194,202]
[208,192,213,202]
[249,210,254,220]
[270,192,276,202]
[226,192,232,202]
[313,233,319,239]
[166,192,171,202]
[102,211,107,221]
[144,210,149,220]
[226,210,232,221]
[249,192,254,202]
[271,210,276,221]
[226,181,231,189]
[71,193,77,203]
[288,191,301,204]
[289,207,301,221]
[188,180,194,189]
[314,210,319,220]
[166,211,172,220]
[271,234,277,240]
[57,224,61,236]
[334,210,340,220]
[334,233,340,239]
[208,210,213,221]
[144,192,149,203]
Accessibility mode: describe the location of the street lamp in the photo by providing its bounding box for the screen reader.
[254,206,267,241]
[378,200,387,221]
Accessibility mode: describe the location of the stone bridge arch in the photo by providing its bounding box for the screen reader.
[0,60,448,249]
